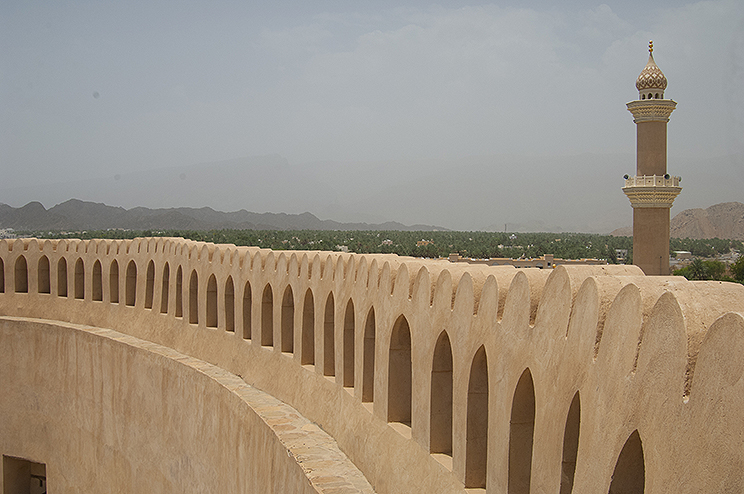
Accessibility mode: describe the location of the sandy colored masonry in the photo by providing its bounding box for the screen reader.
[1,236,743,493]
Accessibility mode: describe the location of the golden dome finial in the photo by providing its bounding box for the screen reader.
[636,40,667,96]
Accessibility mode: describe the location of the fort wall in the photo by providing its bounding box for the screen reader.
[0,317,373,493]
[1,237,743,493]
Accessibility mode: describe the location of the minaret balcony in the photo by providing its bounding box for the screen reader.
[622,175,682,208]
[627,99,676,123]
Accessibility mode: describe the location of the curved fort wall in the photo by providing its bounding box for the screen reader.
[1,237,743,493]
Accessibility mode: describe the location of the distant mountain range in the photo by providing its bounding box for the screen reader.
[2,153,742,233]
[3,199,742,238]
[0,199,446,232]
[610,202,744,240]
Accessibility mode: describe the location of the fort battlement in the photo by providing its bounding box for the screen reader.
[1,236,743,493]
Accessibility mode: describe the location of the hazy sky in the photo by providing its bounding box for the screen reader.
[1,0,743,224]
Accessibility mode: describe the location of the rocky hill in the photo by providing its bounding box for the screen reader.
[611,202,744,240]
[0,199,445,232]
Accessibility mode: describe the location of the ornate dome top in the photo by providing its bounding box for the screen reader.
[635,41,668,94]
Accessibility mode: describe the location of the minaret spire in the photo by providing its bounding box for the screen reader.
[622,42,681,275]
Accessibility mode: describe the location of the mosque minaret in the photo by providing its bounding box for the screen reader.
[623,41,681,275]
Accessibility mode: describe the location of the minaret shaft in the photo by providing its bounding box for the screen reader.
[632,208,671,275]
[636,121,667,176]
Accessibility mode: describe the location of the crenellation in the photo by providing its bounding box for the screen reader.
[501,270,533,334]
[634,291,688,398]
[322,253,334,281]
[1,237,743,493]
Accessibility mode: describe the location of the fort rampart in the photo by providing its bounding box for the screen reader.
[1,237,743,493]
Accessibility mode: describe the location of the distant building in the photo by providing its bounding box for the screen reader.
[448,253,607,269]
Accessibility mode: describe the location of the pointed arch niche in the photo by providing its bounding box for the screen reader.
[14,256,28,293]
[560,392,581,494]
[323,293,335,376]
[387,315,412,426]
[109,260,119,304]
[465,346,488,488]
[281,285,294,353]
[508,369,536,494]
[38,256,50,294]
[362,307,376,403]
[206,274,218,328]
[242,281,252,340]
[608,430,645,494]
[224,276,235,332]
[261,284,273,346]
[92,260,103,301]
[160,263,170,313]
[301,289,315,364]
[430,331,453,456]
[343,299,355,387]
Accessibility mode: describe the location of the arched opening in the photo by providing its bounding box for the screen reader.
[430,331,453,456]
[261,284,273,346]
[242,281,252,339]
[92,260,103,301]
[465,346,488,488]
[14,256,28,293]
[388,315,411,425]
[175,266,183,318]
[508,369,536,494]
[38,256,50,294]
[57,258,67,297]
[0,258,4,293]
[323,293,335,376]
[281,285,294,353]
[362,307,375,403]
[74,258,84,299]
[160,263,170,313]
[109,260,119,303]
[206,274,218,328]
[125,260,136,306]
[609,430,645,494]
[145,260,155,309]
[224,276,235,332]
[343,299,355,387]
[560,392,581,494]
[301,289,315,365]
[189,270,199,324]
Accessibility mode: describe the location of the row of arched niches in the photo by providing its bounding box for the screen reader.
[2,237,743,493]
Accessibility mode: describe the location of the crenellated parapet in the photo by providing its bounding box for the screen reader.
[1,237,743,493]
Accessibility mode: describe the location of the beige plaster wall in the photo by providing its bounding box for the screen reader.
[1,237,743,493]
[0,317,373,494]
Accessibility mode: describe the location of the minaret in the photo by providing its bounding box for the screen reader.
[623,41,681,275]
